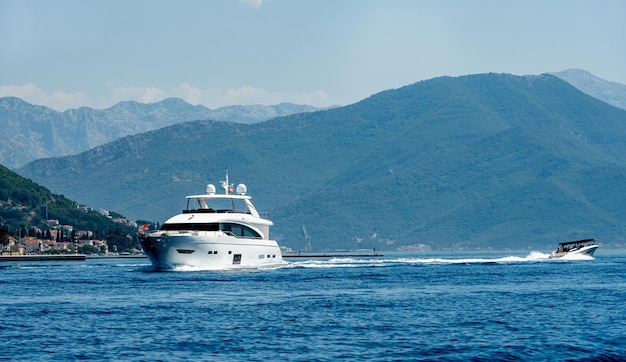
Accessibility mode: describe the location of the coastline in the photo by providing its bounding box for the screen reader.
[0,254,86,262]
[85,254,147,259]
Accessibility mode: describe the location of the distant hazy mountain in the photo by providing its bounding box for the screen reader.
[18,73,626,252]
[551,69,626,110]
[0,97,322,168]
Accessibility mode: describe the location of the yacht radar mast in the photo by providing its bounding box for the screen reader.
[220,171,234,195]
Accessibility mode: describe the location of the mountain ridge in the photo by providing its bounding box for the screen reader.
[17,73,626,251]
[551,68,626,111]
[0,97,324,168]
[3,68,624,170]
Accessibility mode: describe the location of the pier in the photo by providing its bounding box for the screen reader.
[0,254,86,262]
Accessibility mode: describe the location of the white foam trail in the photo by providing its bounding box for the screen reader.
[279,257,393,269]
[527,251,552,260]
[282,251,593,269]
[390,251,553,265]
[171,261,289,272]
[556,253,595,261]
[150,251,594,271]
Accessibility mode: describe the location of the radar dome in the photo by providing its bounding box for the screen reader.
[206,184,216,195]
[236,184,247,195]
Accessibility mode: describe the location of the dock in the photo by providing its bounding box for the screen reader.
[85,254,147,259]
[0,254,86,262]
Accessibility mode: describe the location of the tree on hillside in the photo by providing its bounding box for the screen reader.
[0,226,9,247]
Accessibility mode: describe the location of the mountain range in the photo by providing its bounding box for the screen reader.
[0,97,322,169]
[551,68,626,110]
[17,72,626,252]
[2,69,624,172]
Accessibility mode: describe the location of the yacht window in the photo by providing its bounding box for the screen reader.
[219,223,261,238]
[161,223,219,231]
[176,249,195,254]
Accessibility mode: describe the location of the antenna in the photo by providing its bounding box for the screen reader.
[220,170,234,194]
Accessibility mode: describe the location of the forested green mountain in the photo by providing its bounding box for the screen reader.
[18,73,626,251]
[0,97,321,169]
[0,163,138,251]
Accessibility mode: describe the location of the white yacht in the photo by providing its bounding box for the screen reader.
[549,238,599,259]
[139,173,284,270]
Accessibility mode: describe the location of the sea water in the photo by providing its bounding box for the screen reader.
[1,250,625,361]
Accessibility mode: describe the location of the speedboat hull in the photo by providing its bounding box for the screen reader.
[140,232,284,270]
[549,244,599,259]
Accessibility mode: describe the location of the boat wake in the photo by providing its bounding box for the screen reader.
[141,251,595,272]
[284,251,595,269]
[165,261,289,272]
[553,252,595,261]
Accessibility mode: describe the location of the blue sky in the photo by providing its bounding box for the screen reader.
[1,0,625,111]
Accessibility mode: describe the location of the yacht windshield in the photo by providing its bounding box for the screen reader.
[186,197,250,213]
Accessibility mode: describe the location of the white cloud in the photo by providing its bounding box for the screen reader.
[170,84,331,108]
[0,83,332,111]
[0,84,90,110]
[110,86,167,104]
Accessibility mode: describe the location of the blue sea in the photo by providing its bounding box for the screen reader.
[1,250,625,361]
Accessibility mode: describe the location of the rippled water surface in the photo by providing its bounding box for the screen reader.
[1,250,625,361]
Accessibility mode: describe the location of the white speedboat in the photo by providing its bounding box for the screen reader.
[139,173,284,270]
[549,238,599,259]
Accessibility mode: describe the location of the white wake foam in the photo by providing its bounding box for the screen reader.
[284,251,596,269]
[150,251,594,271]
[555,252,595,261]
[170,261,289,272]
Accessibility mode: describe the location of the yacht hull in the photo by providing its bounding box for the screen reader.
[139,233,284,270]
